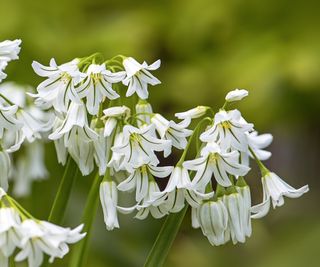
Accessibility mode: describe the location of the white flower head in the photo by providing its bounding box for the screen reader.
[200,109,253,152]
[197,199,229,246]
[0,39,21,82]
[31,58,84,112]
[151,114,192,150]
[117,164,173,203]
[225,89,248,102]
[77,64,126,115]
[100,181,119,231]
[111,124,171,171]
[251,172,309,219]
[122,57,161,99]
[183,142,250,190]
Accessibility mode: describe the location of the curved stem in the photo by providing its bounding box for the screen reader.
[68,172,102,267]
[143,205,189,267]
[48,157,78,224]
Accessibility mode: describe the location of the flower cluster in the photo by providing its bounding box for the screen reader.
[30,50,309,247]
[0,41,53,193]
[0,188,85,267]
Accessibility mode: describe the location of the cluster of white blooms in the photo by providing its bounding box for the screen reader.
[0,41,53,193]
[0,37,304,253]
[0,188,85,267]
[30,50,309,246]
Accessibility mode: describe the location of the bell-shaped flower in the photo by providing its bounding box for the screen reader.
[49,102,97,141]
[0,208,22,262]
[197,198,229,246]
[0,104,22,138]
[134,180,169,220]
[117,164,173,202]
[111,124,171,171]
[200,109,253,152]
[0,39,21,82]
[247,131,273,160]
[183,142,250,190]
[151,114,192,150]
[77,64,126,115]
[225,88,248,102]
[153,166,214,213]
[223,187,252,244]
[122,57,161,99]
[103,106,130,137]
[31,58,84,112]
[251,172,309,219]
[16,219,85,267]
[99,181,119,231]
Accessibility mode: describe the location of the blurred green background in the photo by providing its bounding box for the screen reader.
[1,0,320,266]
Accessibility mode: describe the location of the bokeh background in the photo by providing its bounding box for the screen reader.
[1,0,320,266]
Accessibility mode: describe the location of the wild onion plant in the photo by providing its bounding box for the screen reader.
[0,39,309,267]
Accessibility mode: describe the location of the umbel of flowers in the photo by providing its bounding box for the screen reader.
[0,38,309,266]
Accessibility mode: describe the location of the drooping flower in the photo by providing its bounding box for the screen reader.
[111,124,171,171]
[100,181,119,230]
[122,57,161,99]
[0,39,21,82]
[31,58,84,112]
[117,164,173,202]
[183,142,250,190]
[151,114,192,149]
[77,64,126,115]
[251,172,309,218]
[200,109,253,152]
[135,100,153,127]
[197,199,229,246]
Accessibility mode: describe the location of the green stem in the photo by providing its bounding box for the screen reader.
[48,157,78,224]
[68,172,102,267]
[143,205,189,267]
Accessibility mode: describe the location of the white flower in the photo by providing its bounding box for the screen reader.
[183,142,250,189]
[49,102,97,141]
[117,164,173,202]
[135,180,169,220]
[151,114,192,150]
[154,166,214,212]
[225,89,248,102]
[223,188,251,244]
[122,57,161,99]
[77,64,126,115]
[16,220,85,267]
[91,119,112,176]
[31,58,84,112]
[0,150,11,191]
[0,208,21,262]
[107,131,126,172]
[200,109,253,152]
[197,199,229,246]
[247,131,273,161]
[0,104,22,138]
[111,124,171,171]
[175,106,209,120]
[103,106,130,137]
[0,39,21,82]
[135,100,153,127]
[251,172,309,219]
[100,181,119,231]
